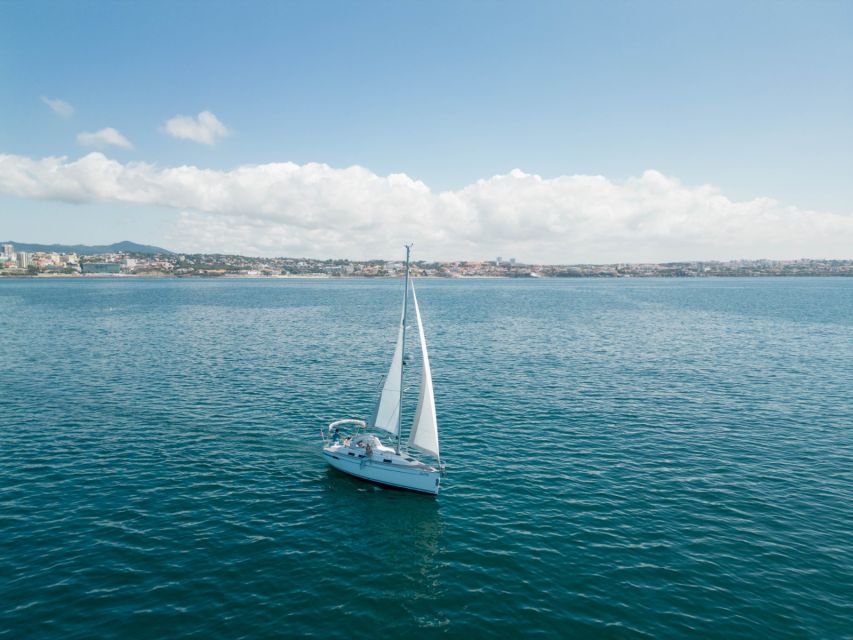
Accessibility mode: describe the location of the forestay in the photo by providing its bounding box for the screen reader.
[407,282,440,461]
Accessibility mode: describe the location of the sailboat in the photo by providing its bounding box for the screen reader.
[321,245,443,495]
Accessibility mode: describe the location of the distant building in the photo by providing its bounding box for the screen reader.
[509,258,516,266]
[496,256,502,266]
[3,244,14,258]
[82,262,121,274]
[16,252,32,268]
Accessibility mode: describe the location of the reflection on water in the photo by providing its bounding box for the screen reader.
[323,467,443,567]
[311,467,447,629]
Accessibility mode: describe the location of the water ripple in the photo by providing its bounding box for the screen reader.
[0,277,851,639]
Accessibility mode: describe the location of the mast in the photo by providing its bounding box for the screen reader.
[396,243,412,454]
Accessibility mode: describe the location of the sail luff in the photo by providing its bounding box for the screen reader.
[407,282,440,461]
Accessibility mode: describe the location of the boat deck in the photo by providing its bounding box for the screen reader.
[324,442,437,470]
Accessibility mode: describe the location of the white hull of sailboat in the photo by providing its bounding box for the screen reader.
[322,447,440,495]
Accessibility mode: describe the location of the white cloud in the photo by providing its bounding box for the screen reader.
[163,111,229,145]
[76,128,134,150]
[41,96,74,118]
[0,151,850,262]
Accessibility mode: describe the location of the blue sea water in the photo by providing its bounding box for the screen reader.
[0,277,851,639]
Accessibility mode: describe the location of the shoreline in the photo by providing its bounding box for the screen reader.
[2,273,851,280]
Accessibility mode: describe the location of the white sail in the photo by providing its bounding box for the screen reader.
[407,283,440,461]
[370,314,404,436]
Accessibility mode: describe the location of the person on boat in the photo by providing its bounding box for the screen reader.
[331,427,341,443]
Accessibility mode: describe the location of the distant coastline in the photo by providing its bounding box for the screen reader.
[1,241,851,278]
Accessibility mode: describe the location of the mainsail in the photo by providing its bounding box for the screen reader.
[369,311,404,436]
[407,282,440,461]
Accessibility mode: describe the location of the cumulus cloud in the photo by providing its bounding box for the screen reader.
[76,128,134,150]
[0,151,850,262]
[41,96,74,118]
[163,111,229,145]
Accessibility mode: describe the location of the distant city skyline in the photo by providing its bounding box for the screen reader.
[2,240,850,279]
[1,1,851,262]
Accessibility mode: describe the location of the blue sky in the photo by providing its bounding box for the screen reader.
[1,1,851,261]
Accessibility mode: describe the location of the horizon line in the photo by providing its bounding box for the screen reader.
[2,241,851,267]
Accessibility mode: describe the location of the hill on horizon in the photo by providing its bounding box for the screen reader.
[1,240,173,255]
